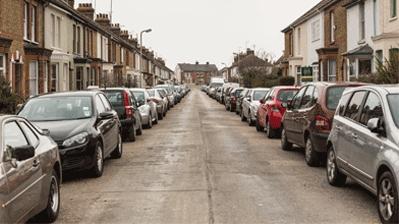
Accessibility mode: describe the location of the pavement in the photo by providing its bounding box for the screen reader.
[57,87,379,224]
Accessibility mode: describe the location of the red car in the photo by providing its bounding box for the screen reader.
[256,86,299,138]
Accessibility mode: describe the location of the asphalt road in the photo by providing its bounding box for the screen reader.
[57,87,380,224]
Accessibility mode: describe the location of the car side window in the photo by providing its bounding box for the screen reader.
[19,121,39,147]
[300,86,315,109]
[338,93,351,116]
[292,87,307,109]
[359,92,383,126]
[95,95,106,114]
[99,94,112,111]
[266,89,274,101]
[344,91,367,121]
[4,121,29,148]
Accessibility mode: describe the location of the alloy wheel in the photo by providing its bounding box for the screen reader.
[327,149,336,182]
[96,145,103,173]
[49,176,59,214]
[379,178,396,221]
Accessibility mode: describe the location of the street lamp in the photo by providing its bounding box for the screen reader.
[139,29,152,88]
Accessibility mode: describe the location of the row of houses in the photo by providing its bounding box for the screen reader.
[0,0,174,98]
[281,0,399,84]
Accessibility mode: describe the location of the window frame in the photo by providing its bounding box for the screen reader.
[292,86,307,110]
[300,85,316,109]
[0,54,5,77]
[359,91,385,126]
[330,11,335,43]
[18,120,39,148]
[3,121,30,150]
[343,91,368,123]
[391,0,397,18]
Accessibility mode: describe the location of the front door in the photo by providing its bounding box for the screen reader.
[2,121,42,223]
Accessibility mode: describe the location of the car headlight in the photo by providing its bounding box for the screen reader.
[62,132,89,148]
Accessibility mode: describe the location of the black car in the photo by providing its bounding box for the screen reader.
[18,91,123,177]
[102,88,143,142]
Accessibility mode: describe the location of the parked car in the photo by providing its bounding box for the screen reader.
[236,88,250,115]
[0,115,62,223]
[241,88,270,126]
[18,91,123,177]
[130,88,158,128]
[225,88,244,112]
[147,88,168,119]
[256,86,299,138]
[326,85,399,224]
[215,87,223,103]
[155,85,175,108]
[281,82,363,167]
[103,88,143,142]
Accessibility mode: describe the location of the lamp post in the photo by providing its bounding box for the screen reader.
[139,28,152,88]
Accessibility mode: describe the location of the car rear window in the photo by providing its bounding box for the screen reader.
[277,89,298,102]
[253,91,268,101]
[326,86,347,110]
[104,91,124,107]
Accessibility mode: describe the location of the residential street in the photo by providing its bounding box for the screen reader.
[57,87,379,224]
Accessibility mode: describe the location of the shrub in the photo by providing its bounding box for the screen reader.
[0,75,20,114]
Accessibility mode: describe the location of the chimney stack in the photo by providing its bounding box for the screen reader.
[120,30,129,40]
[246,48,255,55]
[95,13,111,28]
[110,23,121,35]
[128,35,138,47]
[67,0,75,8]
[77,3,95,20]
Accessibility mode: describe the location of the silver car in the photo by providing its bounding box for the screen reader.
[147,89,168,120]
[327,85,399,224]
[241,88,270,126]
[0,115,61,223]
[155,85,175,108]
[130,88,158,129]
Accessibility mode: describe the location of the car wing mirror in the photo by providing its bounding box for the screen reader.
[260,99,265,104]
[42,129,51,136]
[99,111,114,120]
[9,145,35,162]
[368,118,385,135]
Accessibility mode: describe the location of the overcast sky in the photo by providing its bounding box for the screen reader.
[76,0,320,69]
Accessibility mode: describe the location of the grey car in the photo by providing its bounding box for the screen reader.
[327,85,399,224]
[241,88,270,126]
[147,88,168,120]
[0,115,62,223]
[130,88,158,129]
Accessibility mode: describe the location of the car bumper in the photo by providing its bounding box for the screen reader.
[141,113,150,124]
[58,141,96,172]
[310,132,329,153]
[121,119,134,135]
[269,112,283,129]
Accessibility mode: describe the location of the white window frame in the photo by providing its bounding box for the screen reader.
[57,17,61,48]
[297,28,301,55]
[311,20,320,42]
[29,61,38,96]
[328,60,337,82]
[50,63,59,92]
[330,12,335,43]
[391,0,397,18]
[31,6,36,42]
[51,14,56,47]
[43,62,48,93]
[0,54,5,77]
[359,2,366,40]
[24,2,28,40]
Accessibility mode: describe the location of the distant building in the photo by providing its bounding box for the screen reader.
[175,62,218,85]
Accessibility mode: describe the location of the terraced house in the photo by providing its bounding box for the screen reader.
[282,0,399,83]
[0,0,173,98]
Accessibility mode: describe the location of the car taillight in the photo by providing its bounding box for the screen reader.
[123,91,133,118]
[315,115,330,131]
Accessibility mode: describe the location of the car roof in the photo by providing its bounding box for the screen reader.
[252,88,270,91]
[347,84,399,95]
[306,81,364,87]
[129,88,146,92]
[0,114,18,122]
[101,87,129,91]
[32,91,100,99]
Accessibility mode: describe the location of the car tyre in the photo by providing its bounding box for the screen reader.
[127,125,136,142]
[90,143,104,178]
[326,146,346,187]
[241,110,246,122]
[154,113,159,125]
[37,169,60,222]
[281,128,293,151]
[305,137,322,167]
[265,119,276,139]
[256,118,262,132]
[137,121,143,136]
[147,114,153,129]
[158,112,164,120]
[247,111,254,126]
[111,132,123,159]
[378,171,399,224]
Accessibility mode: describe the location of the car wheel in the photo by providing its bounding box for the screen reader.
[247,111,253,126]
[154,112,159,125]
[281,128,293,151]
[37,169,60,222]
[265,119,276,139]
[147,114,153,129]
[111,132,123,159]
[326,146,346,186]
[378,171,399,224]
[241,110,246,122]
[90,143,104,178]
[127,125,136,142]
[158,112,164,120]
[256,118,262,132]
[137,121,143,135]
[305,137,322,167]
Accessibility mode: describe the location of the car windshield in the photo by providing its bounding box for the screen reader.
[133,91,145,102]
[104,91,124,107]
[235,89,243,97]
[277,89,298,102]
[388,94,399,128]
[327,86,348,110]
[253,91,268,101]
[210,83,223,88]
[19,96,93,121]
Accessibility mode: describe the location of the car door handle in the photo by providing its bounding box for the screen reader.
[33,159,41,167]
[335,125,342,131]
[352,133,358,139]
